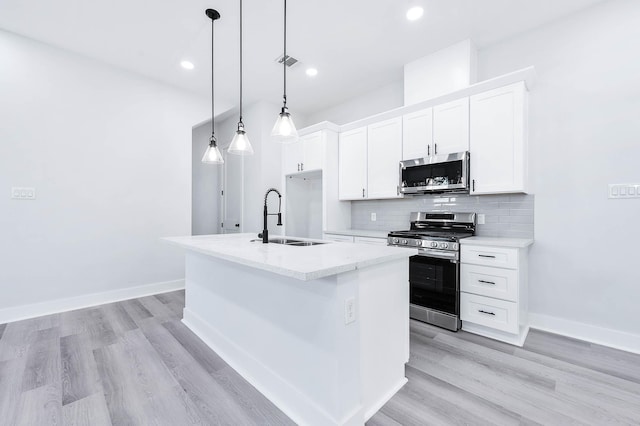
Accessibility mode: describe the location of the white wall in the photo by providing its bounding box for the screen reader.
[0,30,208,314]
[477,0,640,343]
[304,80,404,126]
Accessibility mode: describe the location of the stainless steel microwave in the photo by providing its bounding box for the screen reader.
[399,152,470,194]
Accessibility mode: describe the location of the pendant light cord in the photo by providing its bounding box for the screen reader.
[283,0,287,108]
[239,0,244,126]
[211,17,215,141]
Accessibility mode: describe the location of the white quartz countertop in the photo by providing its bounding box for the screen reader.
[163,233,414,281]
[323,229,389,239]
[460,236,534,248]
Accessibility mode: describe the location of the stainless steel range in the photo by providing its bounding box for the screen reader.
[388,212,476,331]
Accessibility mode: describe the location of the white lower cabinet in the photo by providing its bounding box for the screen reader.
[460,241,530,346]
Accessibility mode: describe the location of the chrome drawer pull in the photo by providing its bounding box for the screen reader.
[478,254,496,258]
[478,280,495,285]
[478,310,495,316]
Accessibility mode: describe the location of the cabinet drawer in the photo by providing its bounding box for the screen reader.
[354,236,387,246]
[461,293,519,334]
[461,245,518,269]
[323,234,354,243]
[461,264,518,302]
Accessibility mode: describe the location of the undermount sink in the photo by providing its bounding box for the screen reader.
[250,238,326,246]
[269,238,326,246]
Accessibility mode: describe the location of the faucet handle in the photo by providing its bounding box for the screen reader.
[258,233,263,238]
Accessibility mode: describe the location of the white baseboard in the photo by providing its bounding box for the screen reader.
[529,313,640,355]
[0,279,185,324]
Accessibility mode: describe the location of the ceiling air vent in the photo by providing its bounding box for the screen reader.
[275,54,299,67]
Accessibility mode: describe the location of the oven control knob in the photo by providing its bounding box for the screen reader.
[430,242,438,248]
[393,238,399,244]
[401,239,408,245]
[415,240,422,246]
[439,242,449,249]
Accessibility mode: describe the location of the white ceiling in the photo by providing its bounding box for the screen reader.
[0,0,605,117]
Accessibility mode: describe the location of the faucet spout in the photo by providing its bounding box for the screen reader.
[261,188,282,243]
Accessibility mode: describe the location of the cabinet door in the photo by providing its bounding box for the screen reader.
[301,132,323,171]
[470,82,526,194]
[339,127,368,200]
[282,140,302,175]
[402,108,433,160]
[432,97,470,155]
[367,117,403,199]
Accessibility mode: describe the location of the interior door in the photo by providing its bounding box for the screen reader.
[222,150,243,233]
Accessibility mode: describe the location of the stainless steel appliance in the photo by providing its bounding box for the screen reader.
[399,152,469,194]
[388,212,476,331]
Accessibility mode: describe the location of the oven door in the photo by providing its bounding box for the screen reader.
[409,254,459,316]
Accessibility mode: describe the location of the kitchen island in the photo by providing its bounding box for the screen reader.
[164,233,413,426]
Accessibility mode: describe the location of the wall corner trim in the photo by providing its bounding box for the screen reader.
[529,313,640,355]
[0,279,185,325]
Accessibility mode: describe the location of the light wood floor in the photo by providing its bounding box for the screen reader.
[0,290,638,425]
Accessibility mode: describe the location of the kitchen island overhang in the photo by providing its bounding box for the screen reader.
[164,234,413,426]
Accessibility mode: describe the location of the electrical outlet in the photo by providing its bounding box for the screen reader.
[344,297,356,324]
[370,212,377,221]
[11,187,36,200]
[609,184,640,199]
[477,214,486,225]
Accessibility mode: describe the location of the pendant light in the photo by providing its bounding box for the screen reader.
[228,0,254,155]
[201,9,224,164]
[271,0,298,143]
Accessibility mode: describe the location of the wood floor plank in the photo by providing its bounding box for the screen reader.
[141,320,279,425]
[120,299,153,324]
[13,383,62,426]
[137,295,178,321]
[21,328,61,392]
[100,302,138,337]
[0,357,28,423]
[60,333,103,406]
[62,393,112,426]
[366,409,403,426]
[162,319,228,374]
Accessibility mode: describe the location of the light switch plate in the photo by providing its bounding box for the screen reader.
[370,213,377,221]
[477,214,486,225]
[11,187,36,200]
[344,297,356,324]
[609,184,640,199]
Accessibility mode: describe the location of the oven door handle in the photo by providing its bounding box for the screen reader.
[416,248,459,262]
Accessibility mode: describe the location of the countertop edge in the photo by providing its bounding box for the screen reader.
[460,236,534,248]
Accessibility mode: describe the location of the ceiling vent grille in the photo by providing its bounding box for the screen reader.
[275,54,299,67]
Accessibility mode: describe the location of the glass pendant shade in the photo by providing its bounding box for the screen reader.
[228,124,254,155]
[202,138,224,164]
[271,108,298,143]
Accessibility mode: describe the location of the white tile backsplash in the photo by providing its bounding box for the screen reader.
[351,194,534,238]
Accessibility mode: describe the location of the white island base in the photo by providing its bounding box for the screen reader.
[170,236,411,426]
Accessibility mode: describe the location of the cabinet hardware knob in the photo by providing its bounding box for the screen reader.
[362,188,365,198]
[427,145,430,156]
[301,163,304,171]
[434,143,437,155]
[472,179,476,192]
[478,310,495,316]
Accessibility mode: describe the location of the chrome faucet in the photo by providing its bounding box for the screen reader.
[258,188,282,243]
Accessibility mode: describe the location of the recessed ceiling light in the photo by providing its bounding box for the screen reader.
[306,68,318,77]
[406,6,424,21]
[180,60,195,70]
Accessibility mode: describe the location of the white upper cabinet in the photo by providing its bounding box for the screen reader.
[282,140,303,175]
[367,117,403,199]
[432,97,470,155]
[402,108,433,160]
[282,132,324,175]
[339,127,368,200]
[301,132,323,171]
[470,82,527,194]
